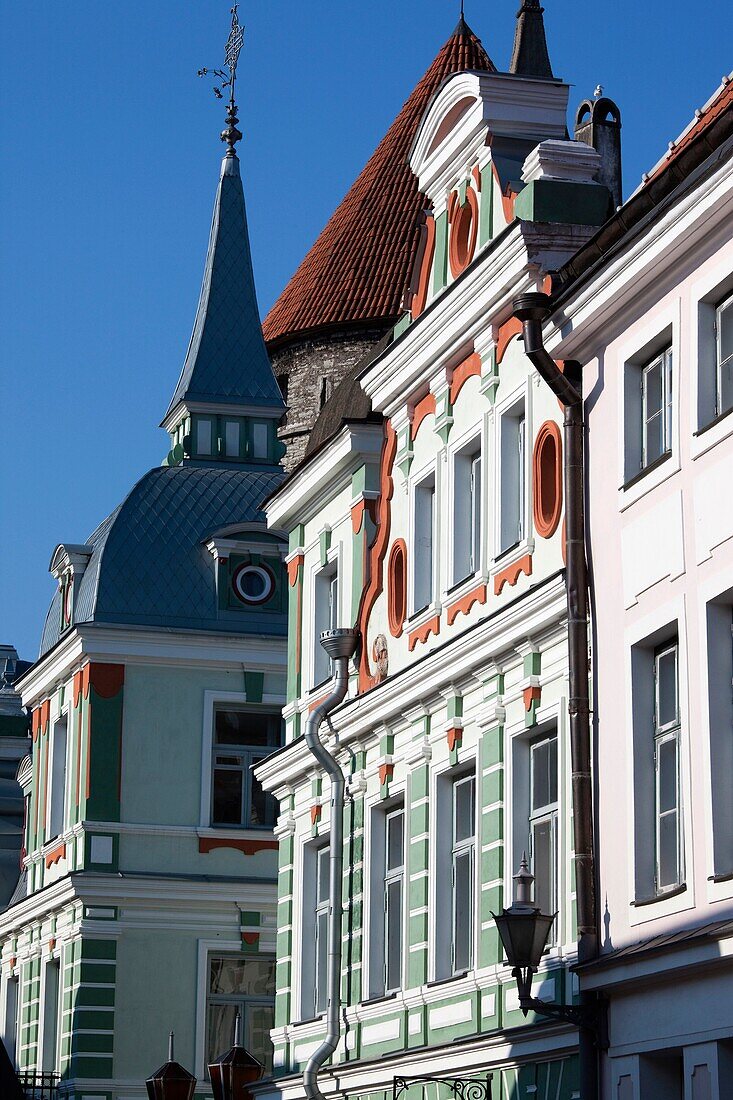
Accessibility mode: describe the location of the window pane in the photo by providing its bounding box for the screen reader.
[317,847,330,904]
[386,811,404,871]
[657,737,678,815]
[225,420,240,457]
[209,957,275,997]
[657,648,678,727]
[213,768,243,825]
[315,910,328,1013]
[452,849,473,971]
[245,1003,274,1071]
[250,764,277,828]
[414,480,434,610]
[645,359,663,418]
[385,878,403,991]
[658,810,679,889]
[252,422,269,459]
[531,736,557,811]
[207,1002,237,1064]
[454,776,475,842]
[532,818,555,917]
[471,453,482,573]
[215,710,280,747]
[197,419,212,455]
[329,574,339,632]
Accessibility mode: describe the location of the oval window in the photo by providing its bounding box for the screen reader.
[533,421,563,538]
[232,563,275,606]
[387,540,407,638]
[448,186,479,278]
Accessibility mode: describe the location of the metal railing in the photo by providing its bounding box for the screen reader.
[18,1070,60,1100]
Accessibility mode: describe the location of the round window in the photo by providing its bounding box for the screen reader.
[532,421,563,538]
[232,563,275,606]
[448,186,479,278]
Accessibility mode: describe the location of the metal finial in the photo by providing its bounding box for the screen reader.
[514,853,535,907]
[168,1031,175,1062]
[234,1009,242,1047]
[197,5,245,155]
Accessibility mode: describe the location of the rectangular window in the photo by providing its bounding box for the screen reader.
[413,475,436,612]
[529,732,558,932]
[500,402,525,552]
[383,807,404,993]
[251,421,269,460]
[41,959,60,1072]
[451,773,475,973]
[207,955,275,1072]
[654,641,682,891]
[197,418,213,456]
[642,348,673,468]
[453,443,482,583]
[224,420,240,458]
[716,291,733,418]
[47,717,68,841]
[2,976,18,1068]
[211,709,282,829]
[314,845,330,1015]
[313,567,338,685]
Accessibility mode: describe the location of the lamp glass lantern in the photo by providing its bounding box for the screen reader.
[208,1010,264,1100]
[492,856,556,1006]
[145,1033,197,1100]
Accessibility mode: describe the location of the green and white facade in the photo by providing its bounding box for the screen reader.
[258,11,615,1099]
[0,125,288,1097]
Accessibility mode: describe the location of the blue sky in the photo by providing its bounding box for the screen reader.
[2,0,731,661]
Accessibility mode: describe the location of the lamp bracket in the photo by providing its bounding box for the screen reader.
[517,987,609,1049]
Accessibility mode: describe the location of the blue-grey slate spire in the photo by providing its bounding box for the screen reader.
[165,151,284,419]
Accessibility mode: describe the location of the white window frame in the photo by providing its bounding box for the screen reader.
[654,640,683,893]
[47,714,69,842]
[411,469,437,615]
[383,806,405,994]
[641,347,673,469]
[38,957,61,1073]
[0,974,19,1068]
[450,772,476,974]
[715,289,733,419]
[313,563,339,687]
[529,731,559,942]
[210,707,281,830]
[450,434,483,586]
[314,844,330,1016]
[496,390,529,557]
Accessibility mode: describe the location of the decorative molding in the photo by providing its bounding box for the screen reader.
[410,393,437,440]
[493,553,533,595]
[45,842,66,869]
[495,315,523,365]
[533,420,563,538]
[357,422,398,692]
[448,351,482,404]
[407,615,441,652]
[198,836,278,856]
[446,581,487,625]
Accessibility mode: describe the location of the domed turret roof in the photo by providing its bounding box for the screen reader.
[40,464,284,657]
[262,18,496,349]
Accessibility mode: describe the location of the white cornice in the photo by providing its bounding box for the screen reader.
[256,574,567,791]
[361,221,596,416]
[546,150,733,359]
[18,625,286,707]
[265,423,384,531]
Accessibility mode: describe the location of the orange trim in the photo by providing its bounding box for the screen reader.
[72,669,84,708]
[387,539,407,639]
[45,842,66,869]
[351,500,366,535]
[494,554,533,595]
[407,615,440,652]
[411,214,436,320]
[523,685,542,711]
[88,663,125,699]
[471,164,482,192]
[287,553,304,587]
[447,726,463,752]
[31,707,41,742]
[242,931,260,946]
[496,316,523,365]
[379,763,394,786]
[448,352,482,404]
[357,423,398,692]
[310,804,322,825]
[446,582,487,626]
[81,663,91,700]
[198,837,278,856]
[448,185,479,278]
[410,393,436,440]
[533,421,563,538]
[308,692,329,714]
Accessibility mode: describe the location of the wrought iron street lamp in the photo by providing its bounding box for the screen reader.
[492,859,607,1045]
[208,1010,264,1100]
[145,1033,196,1100]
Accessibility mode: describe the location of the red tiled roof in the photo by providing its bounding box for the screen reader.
[646,75,733,186]
[262,19,496,348]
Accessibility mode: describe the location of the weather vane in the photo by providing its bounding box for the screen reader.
[197,5,245,154]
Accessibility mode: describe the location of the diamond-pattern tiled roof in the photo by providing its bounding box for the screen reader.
[262,18,495,348]
[166,154,284,417]
[39,465,284,656]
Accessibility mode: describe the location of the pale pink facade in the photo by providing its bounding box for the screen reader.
[549,77,733,1099]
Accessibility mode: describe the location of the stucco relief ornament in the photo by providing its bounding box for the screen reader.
[372,633,389,682]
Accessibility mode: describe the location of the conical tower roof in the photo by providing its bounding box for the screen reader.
[165,151,284,421]
[262,20,495,349]
[509,0,554,80]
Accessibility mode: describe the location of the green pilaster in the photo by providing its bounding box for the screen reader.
[342,790,364,1012]
[286,525,305,707]
[432,212,448,296]
[479,165,494,246]
[70,938,117,1079]
[244,670,264,704]
[479,724,504,970]
[407,730,430,993]
[319,528,331,568]
[479,346,500,404]
[84,682,124,824]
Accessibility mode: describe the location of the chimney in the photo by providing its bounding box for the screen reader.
[574,96,623,210]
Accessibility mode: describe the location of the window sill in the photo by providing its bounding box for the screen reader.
[197,826,275,840]
[293,1014,325,1027]
[692,402,733,460]
[493,536,535,569]
[426,970,469,989]
[708,871,733,883]
[694,404,733,438]
[631,882,686,907]
[621,450,673,492]
[405,600,441,633]
[361,991,398,1007]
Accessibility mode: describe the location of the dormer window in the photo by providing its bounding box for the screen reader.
[207,528,287,615]
[49,543,93,635]
[197,418,214,456]
[232,563,275,606]
[250,421,269,461]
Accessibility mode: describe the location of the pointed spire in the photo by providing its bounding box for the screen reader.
[509,0,554,81]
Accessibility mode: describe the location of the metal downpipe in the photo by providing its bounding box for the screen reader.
[302,627,359,1100]
[514,295,600,1100]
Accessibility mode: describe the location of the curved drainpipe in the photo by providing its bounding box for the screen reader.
[303,627,359,1100]
[513,293,600,1100]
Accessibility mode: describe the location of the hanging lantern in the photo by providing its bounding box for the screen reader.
[208,1011,264,1100]
[146,1033,197,1100]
